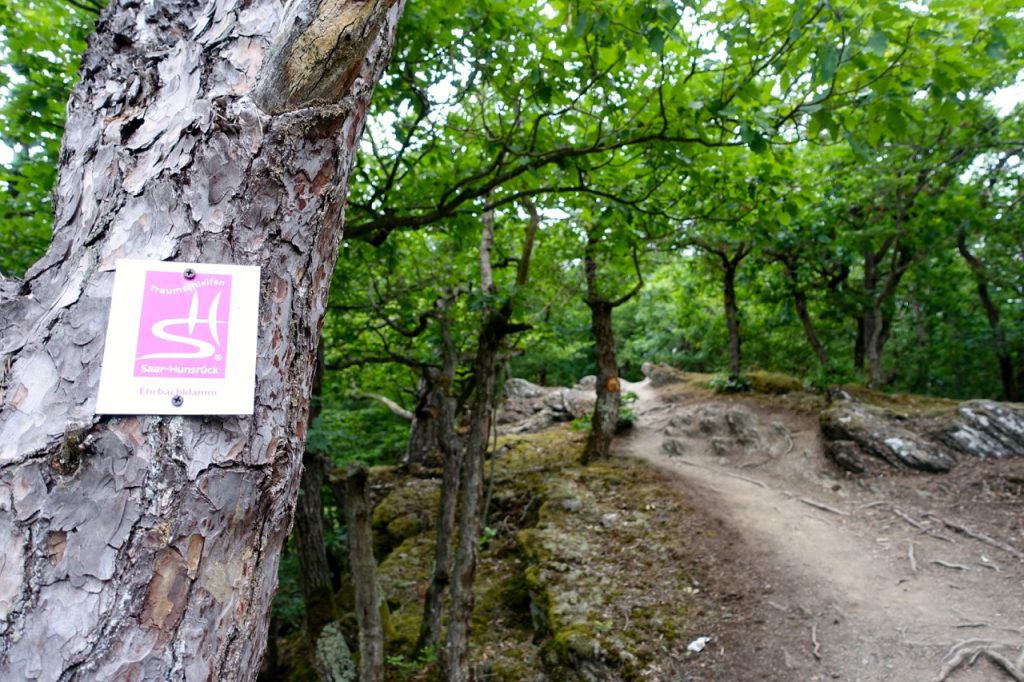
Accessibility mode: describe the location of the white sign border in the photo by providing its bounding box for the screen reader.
[95,259,261,416]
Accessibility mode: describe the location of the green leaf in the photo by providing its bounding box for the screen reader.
[939,99,960,127]
[817,44,840,85]
[647,27,666,55]
[984,27,1008,60]
[867,31,889,56]
[885,106,907,137]
[740,124,769,154]
[572,10,590,39]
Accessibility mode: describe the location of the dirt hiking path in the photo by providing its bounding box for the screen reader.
[617,378,1024,682]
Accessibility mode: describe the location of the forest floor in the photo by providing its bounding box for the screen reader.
[620,376,1024,682]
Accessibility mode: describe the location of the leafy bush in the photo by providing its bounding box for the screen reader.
[708,373,751,393]
[803,363,857,393]
[616,390,639,431]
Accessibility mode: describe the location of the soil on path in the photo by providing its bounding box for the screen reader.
[617,378,1024,682]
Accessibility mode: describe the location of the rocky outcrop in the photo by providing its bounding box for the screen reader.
[820,396,1024,474]
[820,403,957,473]
[640,362,689,387]
[661,403,792,462]
[498,378,595,434]
[935,401,1024,459]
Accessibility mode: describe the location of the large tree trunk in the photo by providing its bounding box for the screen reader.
[405,373,446,468]
[0,0,405,678]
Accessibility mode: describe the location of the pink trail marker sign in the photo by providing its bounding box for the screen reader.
[134,271,232,379]
[96,260,261,415]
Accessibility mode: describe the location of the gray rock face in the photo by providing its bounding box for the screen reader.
[498,379,595,434]
[820,398,1024,474]
[936,401,1024,459]
[824,440,866,474]
[820,403,957,473]
[661,403,791,462]
[641,363,689,388]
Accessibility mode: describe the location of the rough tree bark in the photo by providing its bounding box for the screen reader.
[0,0,405,678]
[405,372,447,468]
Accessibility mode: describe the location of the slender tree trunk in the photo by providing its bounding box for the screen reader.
[294,343,341,673]
[860,243,909,389]
[298,451,351,681]
[416,312,462,655]
[344,463,384,682]
[295,454,338,659]
[958,229,1018,401]
[442,207,522,681]
[907,291,931,392]
[443,314,504,681]
[855,319,866,371]
[0,0,406,677]
[583,299,620,464]
[779,260,829,366]
[723,260,743,378]
[580,231,641,464]
[794,288,829,366]
[864,306,888,389]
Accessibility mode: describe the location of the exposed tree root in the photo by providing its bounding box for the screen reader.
[799,497,847,517]
[931,559,968,571]
[893,507,927,530]
[934,640,1024,682]
[926,515,1024,561]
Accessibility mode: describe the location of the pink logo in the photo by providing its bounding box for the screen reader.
[134,271,231,379]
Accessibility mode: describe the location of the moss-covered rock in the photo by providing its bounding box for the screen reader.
[371,478,440,557]
[518,461,701,680]
[360,424,709,681]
